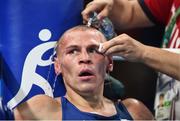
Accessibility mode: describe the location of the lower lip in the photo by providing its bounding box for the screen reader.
[79,75,95,81]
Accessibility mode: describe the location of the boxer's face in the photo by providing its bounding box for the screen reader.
[55,27,113,96]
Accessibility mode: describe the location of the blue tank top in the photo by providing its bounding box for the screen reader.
[0,98,14,120]
[61,97,133,120]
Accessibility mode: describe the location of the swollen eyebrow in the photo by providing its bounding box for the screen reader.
[89,44,104,55]
[65,45,78,50]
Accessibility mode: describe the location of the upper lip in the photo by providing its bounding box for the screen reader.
[78,68,94,77]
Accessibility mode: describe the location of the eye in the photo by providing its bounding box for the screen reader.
[88,47,98,53]
[68,49,79,55]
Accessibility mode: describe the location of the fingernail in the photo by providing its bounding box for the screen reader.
[97,15,101,20]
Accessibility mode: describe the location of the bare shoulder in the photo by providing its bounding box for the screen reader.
[14,94,62,120]
[121,98,154,120]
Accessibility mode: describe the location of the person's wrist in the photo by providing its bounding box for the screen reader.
[139,44,149,63]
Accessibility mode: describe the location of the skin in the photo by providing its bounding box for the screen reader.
[14,26,154,120]
[122,98,154,120]
[82,0,180,80]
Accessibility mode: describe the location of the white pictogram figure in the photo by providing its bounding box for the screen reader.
[7,29,56,109]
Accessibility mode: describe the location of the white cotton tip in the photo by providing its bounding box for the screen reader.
[87,18,92,27]
[87,21,91,27]
[98,43,103,52]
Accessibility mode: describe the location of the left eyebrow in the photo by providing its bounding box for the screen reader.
[87,44,99,49]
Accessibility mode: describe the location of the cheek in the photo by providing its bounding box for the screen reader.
[95,57,108,74]
[61,63,77,85]
[60,57,77,75]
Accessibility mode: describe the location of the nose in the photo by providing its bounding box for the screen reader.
[79,50,92,64]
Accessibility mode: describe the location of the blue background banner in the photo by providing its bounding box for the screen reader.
[0,0,83,109]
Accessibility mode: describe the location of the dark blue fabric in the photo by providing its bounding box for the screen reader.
[0,98,14,120]
[61,97,133,120]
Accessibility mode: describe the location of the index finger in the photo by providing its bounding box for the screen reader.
[100,36,124,53]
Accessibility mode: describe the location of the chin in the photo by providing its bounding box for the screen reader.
[80,90,96,97]
[79,86,97,94]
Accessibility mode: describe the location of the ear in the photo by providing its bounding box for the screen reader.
[107,56,113,72]
[54,57,61,75]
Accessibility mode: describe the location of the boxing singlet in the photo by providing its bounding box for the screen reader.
[61,97,133,120]
[0,98,14,120]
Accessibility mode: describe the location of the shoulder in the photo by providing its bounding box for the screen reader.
[121,98,154,120]
[14,94,62,120]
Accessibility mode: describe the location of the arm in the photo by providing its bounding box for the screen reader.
[110,0,154,29]
[101,33,180,80]
[14,95,61,120]
[122,98,154,120]
[141,46,180,80]
[82,0,154,29]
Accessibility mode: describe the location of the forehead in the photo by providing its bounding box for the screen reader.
[62,30,105,47]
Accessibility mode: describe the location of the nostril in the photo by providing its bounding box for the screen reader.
[79,59,91,64]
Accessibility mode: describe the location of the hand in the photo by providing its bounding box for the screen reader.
[100,34,147,62]
[82,0,114,23]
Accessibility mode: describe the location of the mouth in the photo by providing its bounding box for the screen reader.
[78,69,95,80]
[79,70,93,76]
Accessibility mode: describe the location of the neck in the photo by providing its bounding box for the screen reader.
[71,95,104,109]
[65,87,117,116]
[65,88,105,111]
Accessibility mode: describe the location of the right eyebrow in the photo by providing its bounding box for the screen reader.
[65,45,79,50]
